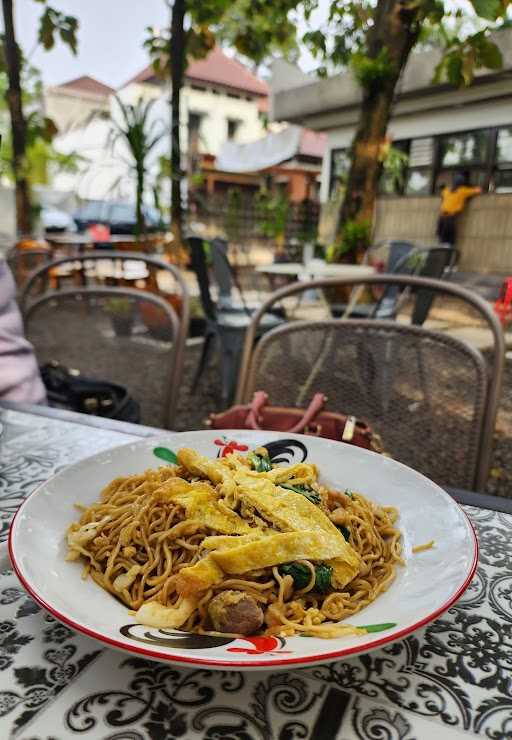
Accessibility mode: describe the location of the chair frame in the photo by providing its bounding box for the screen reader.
[235,274,505,492]
[21,253,190,429]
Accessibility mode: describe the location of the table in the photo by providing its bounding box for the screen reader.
[256,261,375,282]
[1,403,511,739]
[257,262,376,317]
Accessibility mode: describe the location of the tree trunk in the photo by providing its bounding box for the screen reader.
[335,0,423,261]
[2,0,32,236]
[135,164,145,240]
[169,0,186,246]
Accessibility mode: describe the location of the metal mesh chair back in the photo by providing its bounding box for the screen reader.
[236,275,504,491]
[24,286,185,428]
[5,246,52,293]
[245,320,486,489]
[19,252,188,317]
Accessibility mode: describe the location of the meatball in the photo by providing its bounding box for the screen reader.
[207,590,264,635]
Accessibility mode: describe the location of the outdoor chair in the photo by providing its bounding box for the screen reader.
[5,244,52,294]
[235,275,504,491]
[187,236,283,403]
[331,243,459,321]
[21,255,190,429]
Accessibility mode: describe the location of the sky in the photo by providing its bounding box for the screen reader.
[12,0,329,90]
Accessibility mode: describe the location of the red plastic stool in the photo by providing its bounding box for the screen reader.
[494,278,512,327]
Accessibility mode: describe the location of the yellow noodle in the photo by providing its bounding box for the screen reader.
[66,457,404,638]
[412,540,435,553]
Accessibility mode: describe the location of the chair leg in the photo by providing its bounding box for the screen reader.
[191,330,215,392]
[217,327,246,404]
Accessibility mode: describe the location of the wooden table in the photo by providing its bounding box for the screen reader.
[1,402,511,739]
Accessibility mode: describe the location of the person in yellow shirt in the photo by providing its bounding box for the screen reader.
[437,172,481,246]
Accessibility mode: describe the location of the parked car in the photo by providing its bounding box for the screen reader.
[73,201,165,234]
[41,207,77,233]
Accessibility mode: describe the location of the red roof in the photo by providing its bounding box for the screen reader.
[127,46,268,97]
[299,129,327,159]
[56,75,114,96]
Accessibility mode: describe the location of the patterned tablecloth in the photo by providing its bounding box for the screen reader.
[0,406,511,740]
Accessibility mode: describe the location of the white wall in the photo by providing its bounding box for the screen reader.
[44,88,110,133]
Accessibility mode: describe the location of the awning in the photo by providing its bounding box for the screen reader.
[216,125,302,173]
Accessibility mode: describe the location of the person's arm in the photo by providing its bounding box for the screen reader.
[463,186,482,198]
[0,261,46,404]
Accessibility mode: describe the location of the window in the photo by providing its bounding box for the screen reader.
[188,112,203,153]
[439,130,490,167]
[405,169,432,196]
[379,140,410,195]
[437,129,491,190]
[329,148,350,195]
[404,137,434,195]
[227,119,240,140]
[494,126,512,193]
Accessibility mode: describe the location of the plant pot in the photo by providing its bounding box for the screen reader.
[140,293,183,341]
[111,313,135,337]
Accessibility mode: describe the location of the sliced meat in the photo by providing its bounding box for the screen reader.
[207,590,264,635]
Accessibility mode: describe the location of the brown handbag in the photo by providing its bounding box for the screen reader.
[208,391,384,452]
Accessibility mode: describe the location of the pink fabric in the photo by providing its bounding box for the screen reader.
[0,260,46,404]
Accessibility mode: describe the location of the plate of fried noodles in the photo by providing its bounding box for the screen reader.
[9,430,477,669]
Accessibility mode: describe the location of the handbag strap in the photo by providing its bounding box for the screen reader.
[246,391,327,433]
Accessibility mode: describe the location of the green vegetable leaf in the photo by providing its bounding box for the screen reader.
[279,563,311,590]
[337,525,350,542]
[280,483,321,504]
[314,564,333,593]
[359,622,397,633]
[153,446,178,465]
[248,449,272,473]
[344,489,353,498]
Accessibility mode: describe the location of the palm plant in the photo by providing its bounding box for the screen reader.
[108,96,165,238]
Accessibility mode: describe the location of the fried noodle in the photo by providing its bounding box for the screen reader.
[66,448,403,638]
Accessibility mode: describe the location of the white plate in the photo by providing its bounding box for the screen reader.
[9,430,477,670]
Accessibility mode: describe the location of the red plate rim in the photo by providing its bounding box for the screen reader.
[8,471,479,669]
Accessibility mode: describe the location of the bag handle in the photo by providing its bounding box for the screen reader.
[246,391,327,433]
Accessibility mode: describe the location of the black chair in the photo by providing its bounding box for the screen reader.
[188,236,283,403]
[330,240,416,319]
[333,244,459,324]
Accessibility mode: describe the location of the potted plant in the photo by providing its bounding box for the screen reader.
[106,297,136,337]
[140,292,183,341]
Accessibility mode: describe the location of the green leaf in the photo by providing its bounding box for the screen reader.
[248,449,272,473]
[477,39,503,69]
[359,622,397,633]
[337,525,351,542]
[314,564,333,593]
[38,8,56,50]
[279,563,311,589]
[280,483,321,505]
[470,0,501,20]
[153,446,178,465]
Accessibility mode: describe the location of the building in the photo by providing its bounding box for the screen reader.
[44,75,114,132]
[272,28,512,273]
[48,47,325,208]
[122,46,325,202]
